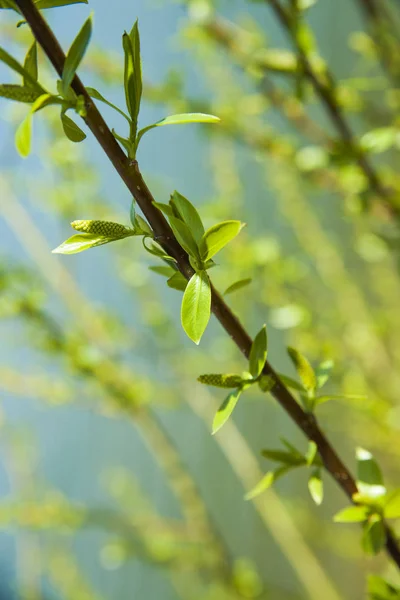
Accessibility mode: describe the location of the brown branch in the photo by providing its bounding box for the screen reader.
[266,0,399,218]
[14,0,400,569]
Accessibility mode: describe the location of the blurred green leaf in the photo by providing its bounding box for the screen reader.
[169,216,199,260]
[61,15,92,96]
[367,575,400,600]
[15,112,32,157]
[261,448,304,466]
[0,46,44,91]
[308,469,323,505]
[170,191,204,244]
[362,515,386,555]
[212,388,242,434]
[383,490,400,519]
[258,374,274,392]
[287,347,317,394]
[277,373,305,392]
[305,441,318,466]
[315,359,334,389]
[334,505,369,523]
[245,466,291,500]
[34,0,88,8]
[86,87,130,123]
[356,447,385,498]
[23,42,38,87]
[137,113,220,146]
[199,220,244,262]
[314,393,366,406]
[224,278,252,296]
[167,272,187,292]
[61,111,86,142]
[249,325,267,378]
[181,270,211,344]
[149,266,175,277]
[0,84,42,103]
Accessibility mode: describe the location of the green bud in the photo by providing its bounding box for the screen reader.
[71,220,132,237]
[198,374,244,388]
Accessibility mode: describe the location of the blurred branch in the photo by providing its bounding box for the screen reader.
[15,0,400,570]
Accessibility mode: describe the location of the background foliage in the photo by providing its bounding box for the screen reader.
[1,0,400,598]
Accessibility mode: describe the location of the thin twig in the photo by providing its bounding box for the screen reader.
[14,0,400,569]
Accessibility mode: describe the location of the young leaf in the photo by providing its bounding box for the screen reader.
[149,266,175,277]
[169,216,199,260]
[61,111,86,142]
[122,20,141,130]
[153,202,174,219]
[277,373,305,392]
[212,388,242,434]
[287,347,317,394]
[15,112,32,157]
[315,359,334,389]
[308,469,323,505]
[245,466,291,501]
[333,505,369,523]
[224,278,252,296]
[167,272,187,292]
[181,270,211,344]
[249,324,267,378]
[52,231,133,255]
[170,191,204,243]
[261,449,304,466]
[61,15,92,96]
[198,374,244,389]
[314,394,366,406]
[384,489,400,519]
[129,198,136,228]
[356,447,385,497]
[86,86,131,123]
[362,515,386,555]
[199,220,244,262]
[34,0,88,8]
[305,441,318,466]
[112,129,133,155]
[0,46,44,91]
[367,575,400,600]
[23,41,38,87]
[136,113,220,146]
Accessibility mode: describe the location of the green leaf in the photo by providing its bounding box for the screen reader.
[0,84,42,103]
[333,505,369,523]
[198,374,245,389]
[314,394,366,406]
[308,469,323,505]
[212,388,242,434]
[249,324,267,378]
[287,347,317,394]
[169,216,199,260]
[61,111,86,142]
[181,270,211,344]
[61,15,92,96]
[367,575,400,600]
[356,447,385,497]
[305,441,318,466]
[261,449,304,466]
[122,20,141,131]
[280,438,305,461]
[170,191,204,244]
[167,272,187,292]
[277,373,305,392]
[224,278,252,296]
[23,42,38,87]
[0,46,44,91]
[153,202,174,219]
[362,515,386,555]
[34,0,88,8]
[142,237,176,262]
[86,86,130,123]
[0,0,19,10]
[199,220,244,262]
[129,198,136,228]
[245,466,291,501]
[52,232,132,255]
[112,129,132,155]
[136,113,220,146]
[258,375,274,393]
[149,266,175,277]
[315,359,334,389]
[384,490,400,519]
[15,112,32,157]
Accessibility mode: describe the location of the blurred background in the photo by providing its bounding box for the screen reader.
[1,0,400,598]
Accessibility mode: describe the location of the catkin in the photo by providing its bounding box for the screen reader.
[71,220,131,237]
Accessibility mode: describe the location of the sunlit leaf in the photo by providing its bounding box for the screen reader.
[356,447,385,498]
[224,278,252,296]
[249,325,267,378]
[15,112,32,157]
[305,441,318,466]
[308,469,323,505]
[181,270,211,344]
[61,15,92,96]
[136,113,220,146]
[287,347,317,394]
[86,86,130,123]
[315,359,334,389]
[61,112,86,142]
[367,574,400,600]
[170,191,204,244]
[333,505,369,523]
[199,220,244,261]
[169,216,199,260]
[245,466,291,501]
[52,232,132,255]
[212,388,242,434]
[362,515,386,555]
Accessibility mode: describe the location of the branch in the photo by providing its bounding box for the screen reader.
[14,0,400,568]
[266,0,398,218]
